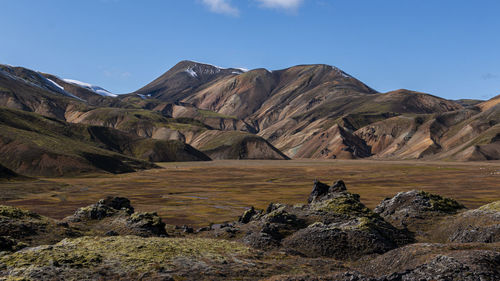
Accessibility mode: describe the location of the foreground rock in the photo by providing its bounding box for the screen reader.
[0,236,251,280]
[0,205,77,252]
[268,243,500,281]
[429,200,500,243]
[1,183,499,280]
[374,190,465,240]
[358,243,500,281]
[0,235,352,280]
[65,196,167,237]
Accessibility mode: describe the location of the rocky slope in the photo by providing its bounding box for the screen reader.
[0,181,498,280]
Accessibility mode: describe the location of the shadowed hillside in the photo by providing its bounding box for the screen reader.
[0,107,210,177]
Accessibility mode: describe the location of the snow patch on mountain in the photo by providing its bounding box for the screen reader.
[46,78,65,91]
[63,79,117,97]
[187,61,248,73]
[40,77,84,101]
[185,68,198,78]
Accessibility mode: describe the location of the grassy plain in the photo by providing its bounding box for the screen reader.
[1,160,499,226]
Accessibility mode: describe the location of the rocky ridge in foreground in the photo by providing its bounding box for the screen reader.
[0,181,499,280]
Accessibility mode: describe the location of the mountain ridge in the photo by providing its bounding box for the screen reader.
[1,60,499,166]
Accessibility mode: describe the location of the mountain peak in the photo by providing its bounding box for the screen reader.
[173,60,248,78]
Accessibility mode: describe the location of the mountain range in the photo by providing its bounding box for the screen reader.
[1,61,499,177]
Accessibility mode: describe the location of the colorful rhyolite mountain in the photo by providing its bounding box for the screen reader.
[0,61,499,176]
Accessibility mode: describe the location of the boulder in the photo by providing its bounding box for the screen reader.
[308,180,347,203]
[68,196,134,222]
[126,212,167,237]
[65,197,167,237]
[374,190,465,230]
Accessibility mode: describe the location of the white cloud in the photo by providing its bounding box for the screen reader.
[202,0,240,16]
[256,0,304,10]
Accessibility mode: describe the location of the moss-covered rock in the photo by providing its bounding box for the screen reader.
[428,201,500,243]
[478,201,500,212]
[68,196,134,222]
[418,191,465,213]
[236,180,412,259]
[0,206,41,220]
[126,212,167,237]
[374,190,466,232]
[64,197,171,238]
[0,205,77,252]
[0,236,252,280]
[239,206,259,224]
[312,193,373,218]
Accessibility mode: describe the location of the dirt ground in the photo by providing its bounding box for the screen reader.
[1,159,499,226]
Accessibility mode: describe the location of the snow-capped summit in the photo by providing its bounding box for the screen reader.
[181,60,248,79]
[63,79,117,97]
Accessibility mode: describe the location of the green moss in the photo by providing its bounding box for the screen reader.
[478,201,500,212]
[314,193,374,217]
[0,205,41,219]
[0,236,251,272]
[129,212,163,227]
[418,191,465,213]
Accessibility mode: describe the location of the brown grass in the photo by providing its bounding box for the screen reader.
[1,160,499,227]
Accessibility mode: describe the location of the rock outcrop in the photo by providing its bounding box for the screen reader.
[374,190,465,234]
[234,180,413,260]
[65,196,167,237]
[0,205,76,252]
[430,201,500,243]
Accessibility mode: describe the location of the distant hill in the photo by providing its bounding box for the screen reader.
[0,107,210,177]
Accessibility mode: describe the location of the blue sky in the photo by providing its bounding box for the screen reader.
[1,0,499,100]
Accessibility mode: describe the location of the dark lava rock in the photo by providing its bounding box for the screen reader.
[374,190,465,229]
[196,226,211,233]
[63,197,168,237]
[383,251,500,281]
[100,197,134,213]
[239,180,412,260]
[0,236,18,252]
[308,180,347,203]
[181,225,194,234]
[104,230,119,236]
[68,196,134,222]
[266,271,375,281]
[282,220,398,260]
[126,212,167,237]
[0,205,78,251]
[431,201,500,243]
[239,206,258,224]
[359,243,500,281]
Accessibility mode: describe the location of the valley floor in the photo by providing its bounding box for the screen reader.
[1,159,499,226]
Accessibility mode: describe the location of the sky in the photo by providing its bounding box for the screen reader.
[1,0,499,100]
